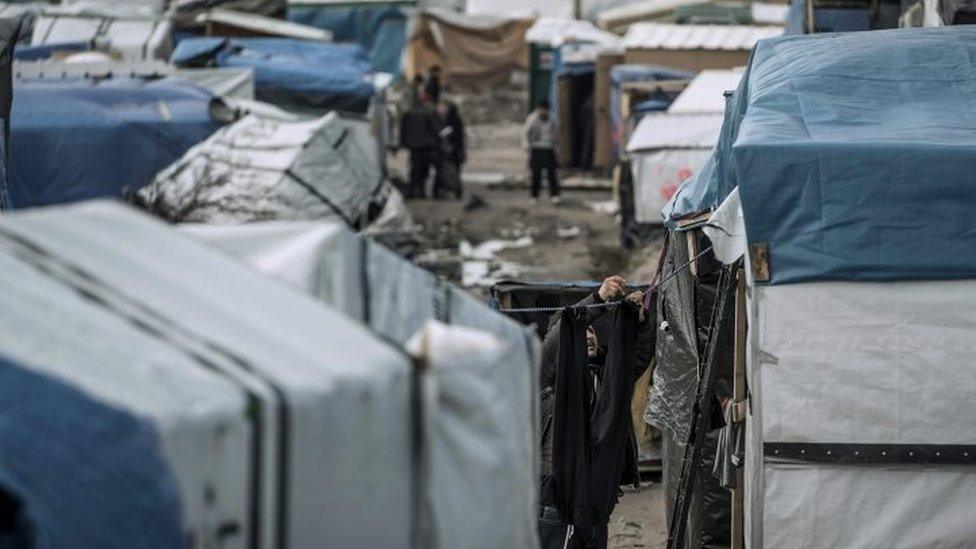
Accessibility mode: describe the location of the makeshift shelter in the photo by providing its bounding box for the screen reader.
[597,0,708,32]
[525,17,618,111]
[0,200,420,548]
[139,112,407,231]
[196,9,333,40]
[8,77,222,209]
[467,0,640,21]
[654,27,976,547]
[0,355,184,547]
[29,9,173,61]
[406,9,532,87]
[287,0,411,74]
[626,69,740,224]
[180,220,541,548]
[622,23,781,72]
[609,64,691,161]
[171,38,376,113]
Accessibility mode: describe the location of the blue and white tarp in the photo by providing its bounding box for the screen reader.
[287,3,406,74]
[171,37,375,112]
[664,27,976,284]
[0,354,183,548]
[9,77,220,209]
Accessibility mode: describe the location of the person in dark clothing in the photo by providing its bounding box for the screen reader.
[538,275,655,549]
[424,65,442,103]
[398,91,441,199]
[523,99,560,205]
[434,100,466,199]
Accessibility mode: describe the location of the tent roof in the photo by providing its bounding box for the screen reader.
[667,68,742,114]
[196,9,334,40]
[622,22,781,50]
[627,112,723,152]
[667,26,976,284]
[141,112,381,225]
[526,17,620,47]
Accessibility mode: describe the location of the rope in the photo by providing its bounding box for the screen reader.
[496,246,714,314]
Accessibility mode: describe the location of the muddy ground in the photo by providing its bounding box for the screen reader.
[390,115,667,547]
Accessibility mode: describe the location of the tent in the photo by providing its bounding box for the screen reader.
[287,0,411,74]
[626,69,740,223]
[656,27,976,547]
[467,0,641,22]
[524,18,615,111]
[406,9,532,87]
[608,64,692,162]
[180,220,541,548]
[171,37,376,113]
[138,112,409,231]
[8,77,222,209]
[0,200,420,548]
[30,9,173,61]
[0,354,184,547]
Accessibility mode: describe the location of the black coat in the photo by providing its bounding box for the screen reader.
[399,105,440,150]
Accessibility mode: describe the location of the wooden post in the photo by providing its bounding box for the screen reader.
[731,268,747,549]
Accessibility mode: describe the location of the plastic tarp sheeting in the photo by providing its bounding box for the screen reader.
[139,113,383,226]
[287,4,406,74]
[667,69,742,115]
[182,220,541,549]
[743,281,976,547]
[8,77,220,209]
[0,355,183,548]
[632,149,713,223]
[627,113,724,152]
[0,201,415,548]
[30,12,173,60]
[171,38,375,112]
[406,9,532,86]
[0,211,250,547]
[666,27,976,284]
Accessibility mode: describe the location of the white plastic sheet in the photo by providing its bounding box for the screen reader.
[632,148,712,223]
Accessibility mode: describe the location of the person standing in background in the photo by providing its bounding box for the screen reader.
[435,100,466,199]
[424,65,443,104]
[523,99,561,206]
[399,90,441,199]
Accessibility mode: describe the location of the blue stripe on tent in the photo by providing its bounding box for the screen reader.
[0,354,183,547]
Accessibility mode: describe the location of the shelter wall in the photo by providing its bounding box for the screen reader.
[624,49,751,72]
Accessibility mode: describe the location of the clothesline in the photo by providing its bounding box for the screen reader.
[496,246,714,314]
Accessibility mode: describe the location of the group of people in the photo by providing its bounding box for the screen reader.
[399,66,467,200]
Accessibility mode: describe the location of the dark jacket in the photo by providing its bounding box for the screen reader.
[438,103,466,166]
[399,104,440,150]
[539,292,655,485]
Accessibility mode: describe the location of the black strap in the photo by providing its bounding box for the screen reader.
[765,443,976,465]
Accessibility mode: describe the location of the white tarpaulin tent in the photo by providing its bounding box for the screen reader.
[139,112,409,231]
[30,9,173,61]
[181,220,541,549]
[703,188,976,548]
[626,69,738,223]
[626,112,723,223]
[0,229,252,548]
[0,201,416,549]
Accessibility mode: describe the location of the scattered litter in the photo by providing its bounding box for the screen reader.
[464,194,489,211]
[460,236,533,260]
[589,200,620,216]
[557,226,582,239]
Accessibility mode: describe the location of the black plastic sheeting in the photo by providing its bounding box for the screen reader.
[618,159,664,249]
[649,230,732,549]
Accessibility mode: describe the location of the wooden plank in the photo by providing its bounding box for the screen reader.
[674,210,712,229]
[731,268,747,549]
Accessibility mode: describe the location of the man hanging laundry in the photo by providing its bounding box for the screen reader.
[537,276,656,549]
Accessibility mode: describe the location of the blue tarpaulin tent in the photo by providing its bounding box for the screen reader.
[171,37,375,112]
[664,27,976,284]
[0,354,182,547]
[287,2,407,74]
[8,77,221,209]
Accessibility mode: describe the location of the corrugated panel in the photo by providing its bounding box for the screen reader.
[622,22,782,51]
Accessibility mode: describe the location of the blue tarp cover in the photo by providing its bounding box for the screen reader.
[13,41,89,61]
[665,27,976,284]
[287,4,406,74]
[171,37,375,111]
[0,355,182,547]
[9,77,220,209]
